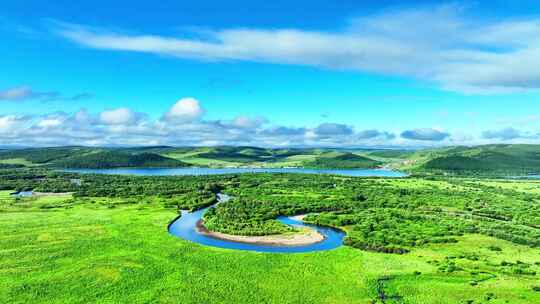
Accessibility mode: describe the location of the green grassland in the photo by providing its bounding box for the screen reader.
[303,151,382,169]
[0,169,539,303]
[0,158,35,166]
[0,194,538,304]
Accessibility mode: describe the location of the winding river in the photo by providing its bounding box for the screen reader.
[168,194,346,253]
[64,167,405,253]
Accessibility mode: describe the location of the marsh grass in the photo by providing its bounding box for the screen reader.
[0,195,538,303]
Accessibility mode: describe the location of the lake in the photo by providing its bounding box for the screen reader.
[62,167,407,177]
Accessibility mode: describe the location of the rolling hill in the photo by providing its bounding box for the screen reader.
[402,144,540,175]
[49,151,190,169]
[4,144,540,173]
[303,152,382,169]
[0,146,95,164]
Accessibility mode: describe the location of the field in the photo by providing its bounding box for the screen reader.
[0,158,35,166]
[0,198,538,303]
[0,169,539,303]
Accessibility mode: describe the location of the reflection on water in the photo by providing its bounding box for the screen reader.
[62,167,407,177]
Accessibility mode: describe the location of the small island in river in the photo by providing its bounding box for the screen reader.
[196,218,325,246]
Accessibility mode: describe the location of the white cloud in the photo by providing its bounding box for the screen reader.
[164,97,205,122]
[0,86,34,100]
[1,98,539,147]
[0,115,29,133]
[100,107,137,125]
[37,118,62,128]
[401,128,450,141]
[0,85,91,101]
[0,86,62,101]
[55,5,540,93]
[220,116,267,129]
[314,123,353,137]
[482,128,524,140]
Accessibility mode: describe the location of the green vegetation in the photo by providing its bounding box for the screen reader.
[202,174,539,253]
[0,168,539,303]
[4,144,540,175]
[203,197,294,236]
[367,149,415,159]
[0,163,25,169]
[50,151,190,169]
[0,158,35,166]
[0,146,95,164]
[2,151,540,304]
[0,146,387,169]
[303,151,382,169]
[398,144,540,175]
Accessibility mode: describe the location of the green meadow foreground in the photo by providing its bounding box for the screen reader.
[0,170,539,303]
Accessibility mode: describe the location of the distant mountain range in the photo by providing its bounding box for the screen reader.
[1,144,539,175]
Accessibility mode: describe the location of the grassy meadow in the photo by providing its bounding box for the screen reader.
[1,196,539,304]
[1,171,539,303]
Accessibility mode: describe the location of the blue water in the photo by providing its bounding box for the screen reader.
[62,167,407,177]
[61,168,402,252]
[511,174,540,179]
[168,194,346,253]
[11,191,33,197]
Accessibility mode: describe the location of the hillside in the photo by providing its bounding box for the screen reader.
[367,149,415,159]
[6,144,540,173]
[161,146,386,169]
[303,152,382,169]
[403,144,540,175]
[49,151,190,169]
[0,147,95,164]
[0,146,387,169]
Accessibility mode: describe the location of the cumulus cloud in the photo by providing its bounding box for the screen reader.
[356,129,395,140]
[0,85,92,102]
[55,5,540,93]
[314,123,353,137]
[482,127,522,140]
[2,97,537,147]
[163,97,205,122]
[230,116,267,129]
[401,128,450,141]
[0,98,405,147]
[37,117,63,128]
[100,107,140,125]
[0,115,31,134]
[260,126,306,137]
[73,108,95,125]
[0,86,58,101]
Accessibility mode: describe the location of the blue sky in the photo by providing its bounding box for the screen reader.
[1,1,540,147]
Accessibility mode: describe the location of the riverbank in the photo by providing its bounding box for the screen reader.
[196,220,325,246]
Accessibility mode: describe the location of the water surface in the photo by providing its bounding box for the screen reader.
[61,168,403,252]
[168,194,346,253]
[11,191,33,197]
[63,167,406,177]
